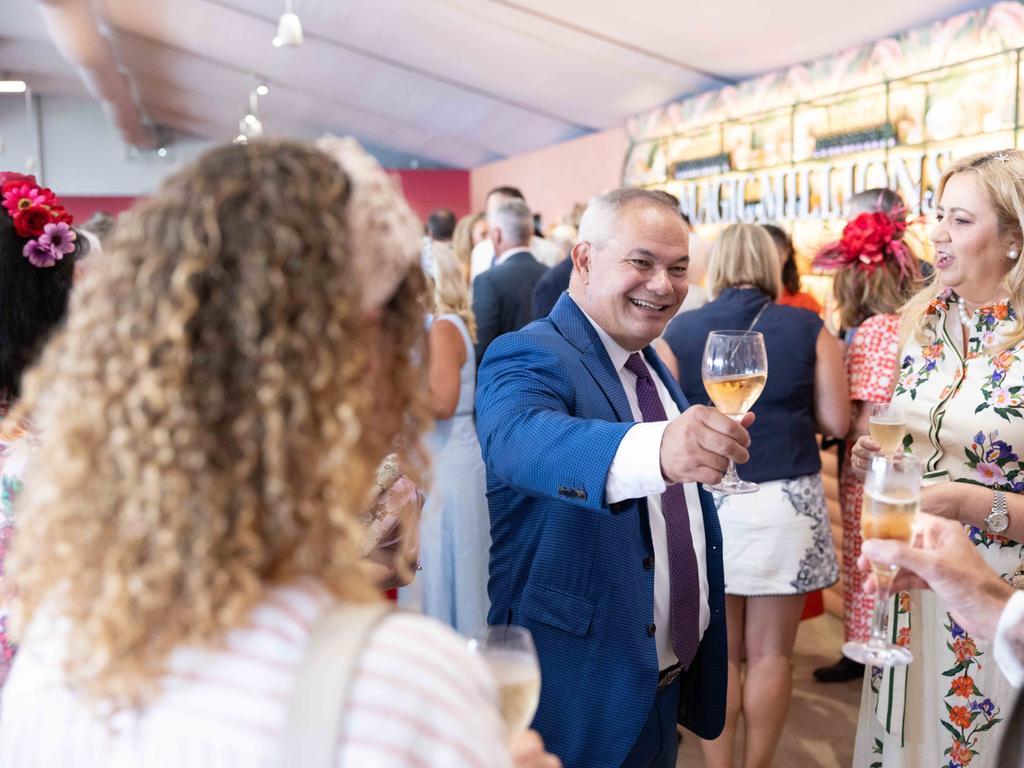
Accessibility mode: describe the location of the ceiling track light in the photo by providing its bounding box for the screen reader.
[238,89,263,140]
[272,0,303,47]
[0,80,27,93]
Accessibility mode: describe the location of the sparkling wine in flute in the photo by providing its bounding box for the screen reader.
[490,651,542,735]
[868,403,906,455]
[704,373,767,417]
[701,330,768,495]
[843,453,922,668]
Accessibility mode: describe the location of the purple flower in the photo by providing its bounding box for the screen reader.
[21,239,60,268]
[971,698,996,717]
[902,355,914,367]
[37,221,76,255]
[992,439,1018,462]
[950,620,966,639]
[992,370,1005,384]
[974,431,986,447]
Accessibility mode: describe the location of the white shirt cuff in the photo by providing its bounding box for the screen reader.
[605,422,669,505]
[993,590,1024,688]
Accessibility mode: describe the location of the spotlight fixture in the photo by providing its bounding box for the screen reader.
[0,80,27,93]
[272,0,303,47]
[238,90,263,140]
[256,82,269,97]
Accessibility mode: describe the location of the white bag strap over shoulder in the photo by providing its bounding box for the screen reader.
[280,600,392,768]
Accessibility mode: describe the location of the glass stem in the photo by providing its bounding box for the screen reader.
[722,458,741,485]
[869,567,896,646]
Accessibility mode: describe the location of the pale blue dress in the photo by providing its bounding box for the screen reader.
[400,313,490,638]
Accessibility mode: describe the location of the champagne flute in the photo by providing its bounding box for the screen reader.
[468,625,541,738]
[868,403,906,456]
[842,453,922,667]
[701,330,768,494]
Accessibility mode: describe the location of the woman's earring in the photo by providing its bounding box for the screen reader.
[1009,247,1020,261]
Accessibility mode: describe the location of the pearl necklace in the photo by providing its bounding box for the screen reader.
[956,297,973,328]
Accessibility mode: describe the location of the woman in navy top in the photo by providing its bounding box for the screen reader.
[655,223,849,768]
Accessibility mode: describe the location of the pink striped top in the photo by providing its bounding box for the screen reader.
[0,579,510,767]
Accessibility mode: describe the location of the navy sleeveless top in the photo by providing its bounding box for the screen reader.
[661,286,823,483]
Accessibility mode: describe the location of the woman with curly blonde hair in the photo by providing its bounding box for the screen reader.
[0,139,558,768]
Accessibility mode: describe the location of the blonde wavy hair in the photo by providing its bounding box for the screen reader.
[901,150,1024,352]
[706,223,782,301]
[8,139,430,706]
[428,241,476,342]
[452,212,484,286]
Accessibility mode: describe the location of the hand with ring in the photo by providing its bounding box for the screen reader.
[849,434,882,481]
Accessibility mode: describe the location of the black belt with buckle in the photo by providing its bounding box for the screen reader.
[657,663,681,691]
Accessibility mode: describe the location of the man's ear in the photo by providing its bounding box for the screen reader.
[571,241,591,284]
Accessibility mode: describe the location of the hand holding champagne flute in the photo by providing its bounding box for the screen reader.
[842,452,922,667]
[701,330,768,494]
[868,403,906,456]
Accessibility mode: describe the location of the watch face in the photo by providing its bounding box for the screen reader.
[987,511,1009,534]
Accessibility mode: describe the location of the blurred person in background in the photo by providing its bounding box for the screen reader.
[400,241,490,638]
[809,188,922,684]
[657,222,849,768]
[847,150,1024,768]
[427,207,456,243]
[470,186,563,278]
[453,211,486,287]
[763,224,821,315]
[0,139,558,768]
[0,171,82,693]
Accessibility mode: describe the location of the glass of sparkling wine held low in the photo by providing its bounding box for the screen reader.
[701,330,768,494]
[869,403,906,456]
[842,453,922,667]
[468,625,541,739]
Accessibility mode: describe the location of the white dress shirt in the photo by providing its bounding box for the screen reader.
[576,301,711,671]
[994,590,1024,687]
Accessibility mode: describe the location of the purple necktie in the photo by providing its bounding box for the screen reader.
[624,352,700,669]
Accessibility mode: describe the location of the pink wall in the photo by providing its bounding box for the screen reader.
[392,169,470,223]
[470,127,628,228]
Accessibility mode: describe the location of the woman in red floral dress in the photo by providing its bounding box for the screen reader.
[811,188,922,682]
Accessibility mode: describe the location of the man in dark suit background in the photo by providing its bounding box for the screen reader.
[531,254,573,319]
[472,198,548,363]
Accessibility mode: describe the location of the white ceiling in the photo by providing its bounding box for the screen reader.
[0,0,998,168]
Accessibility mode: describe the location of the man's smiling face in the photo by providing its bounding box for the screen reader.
[573,201,689,351]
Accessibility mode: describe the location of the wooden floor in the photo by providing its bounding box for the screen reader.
[676,612,863,767]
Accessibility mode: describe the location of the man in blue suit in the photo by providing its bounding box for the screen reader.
[476,188,754,768]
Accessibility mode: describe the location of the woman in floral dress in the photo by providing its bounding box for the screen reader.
[812,189,922,684]
[851,150,1024,766]
[0,172,81,688]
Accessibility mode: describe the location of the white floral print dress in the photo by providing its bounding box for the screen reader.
[853,289,1024,768]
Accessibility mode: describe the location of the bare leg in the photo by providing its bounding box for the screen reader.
[739,594,805,768]
[699,595,745,768]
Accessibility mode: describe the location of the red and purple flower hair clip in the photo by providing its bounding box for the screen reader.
[0,172,76,268]
[813,201,919,279]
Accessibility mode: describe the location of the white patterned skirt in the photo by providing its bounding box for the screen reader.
[715,472,838,596]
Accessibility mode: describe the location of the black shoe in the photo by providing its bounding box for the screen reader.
[813,656,864,683]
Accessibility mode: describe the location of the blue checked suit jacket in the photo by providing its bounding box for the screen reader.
[475,294,727,768]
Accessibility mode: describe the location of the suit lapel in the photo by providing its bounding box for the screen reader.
[549,295,634,422]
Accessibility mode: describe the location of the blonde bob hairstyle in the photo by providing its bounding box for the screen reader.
[901,149,1024,352]
[8,139,430,706]
[706,223,782,301]
[428,240,476,342]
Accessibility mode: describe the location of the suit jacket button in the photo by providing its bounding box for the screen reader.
[647,623,656,637]
[643,556,654,571]
[577,489,587,501]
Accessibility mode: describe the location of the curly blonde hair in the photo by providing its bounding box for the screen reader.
[8,139,430,706]
[901,149,1024,352]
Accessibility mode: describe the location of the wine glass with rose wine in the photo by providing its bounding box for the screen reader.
[468,625,541,739]
[701,330,768,494]
[868,403,906,456]
[842,453,922,667]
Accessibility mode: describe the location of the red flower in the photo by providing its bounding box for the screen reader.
[950,675,975,698]
[899,592,911,612]
[48,205,73,226]
[949,705,973,729]
[12,205,52,238]
[896,627,911,646]
[951,739,974,765]
[953,637,978,663]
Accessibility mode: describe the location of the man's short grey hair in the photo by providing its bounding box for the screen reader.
[578,188,681,247]
[491,198,533,247]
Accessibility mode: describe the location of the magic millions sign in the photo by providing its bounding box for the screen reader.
[672,148,953,226]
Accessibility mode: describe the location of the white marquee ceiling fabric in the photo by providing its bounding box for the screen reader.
[0,0,997,167]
